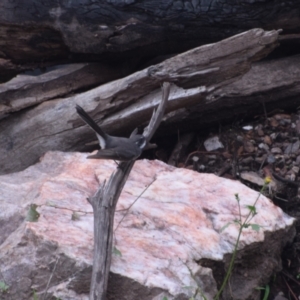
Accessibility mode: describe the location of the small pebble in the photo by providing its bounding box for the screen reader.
[271,147,282,154]
[284,144,292,154]
[204,136,224,152]
[292,140,300,153]
[257,129,264,136]
[273,291,288,300]
[242,125,253,130]
[264,135,272,145]
[270,132,277,140]
[254,125,261,130]
[280,132,288,138]
[279,119,291,125]
[274,113,291,120]
[244,140,255,153]
[267,154,276,164]
[289,173,296,181]
[270,118,279,127]
[255,155,267,164]
[236,135,244,142]
[242,156,254,164]
[222,152,231,159]
[207,155,217,160]
[258,143,269,151]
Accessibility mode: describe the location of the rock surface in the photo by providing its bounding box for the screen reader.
[0,152,295,300]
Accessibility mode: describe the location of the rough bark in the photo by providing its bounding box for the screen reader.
[158,53,300,134]
[0,0,299,79]
[0,29,279,175]
[88,83,170,300]
[0,63,129,116]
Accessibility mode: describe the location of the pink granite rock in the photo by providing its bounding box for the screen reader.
[0,151,295,300]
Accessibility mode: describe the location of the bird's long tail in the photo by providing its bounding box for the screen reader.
[76,105,107,138]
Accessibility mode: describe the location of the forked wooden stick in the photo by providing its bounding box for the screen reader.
[88,82,171,300]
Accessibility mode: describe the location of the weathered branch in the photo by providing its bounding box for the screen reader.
[0,63,131,115]
[0,29,280,175]
[143,82,171,142]
[88,82,170,300]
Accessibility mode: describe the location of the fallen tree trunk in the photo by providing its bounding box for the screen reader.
[157,53,300,134]
[0,63,130,116]
[0,29,279,175]
[0,0,299,81]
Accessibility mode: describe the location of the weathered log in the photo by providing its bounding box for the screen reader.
[157,53,300,134]
[0,29,279,175]
[0,63,129,115]
[0,0,299,79]
[0,29,279,174]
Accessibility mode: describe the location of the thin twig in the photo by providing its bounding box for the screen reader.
[282,270,300,286]
[282,275,298,300]
[114,177,157,232]
[43,256,59,300]
[88,82,171,300]
[144,82,171,141]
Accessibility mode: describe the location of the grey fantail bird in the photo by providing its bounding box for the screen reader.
[76,105,146,161]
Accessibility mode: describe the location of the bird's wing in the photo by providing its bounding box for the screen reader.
[87,147,139,161]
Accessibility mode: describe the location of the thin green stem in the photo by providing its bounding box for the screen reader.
[214,179,270,299]
[214,227,243,299]
[235,194,242,224]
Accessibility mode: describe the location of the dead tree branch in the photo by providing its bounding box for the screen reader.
[88,82,171,300]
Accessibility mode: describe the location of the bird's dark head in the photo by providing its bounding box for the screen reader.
[133,135,146,149]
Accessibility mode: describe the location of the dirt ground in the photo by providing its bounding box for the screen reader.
[148,109,300,299]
